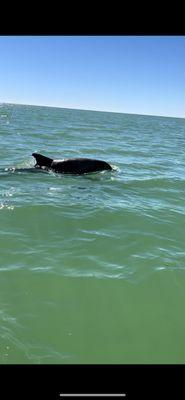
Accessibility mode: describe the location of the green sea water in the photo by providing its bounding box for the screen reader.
[1,103,185,364]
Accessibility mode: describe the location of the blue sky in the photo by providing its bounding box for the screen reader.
[0,36,185,118]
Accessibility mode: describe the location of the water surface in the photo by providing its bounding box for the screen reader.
[0,103,185,363]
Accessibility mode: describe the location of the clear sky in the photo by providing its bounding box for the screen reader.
[0,35,185,118]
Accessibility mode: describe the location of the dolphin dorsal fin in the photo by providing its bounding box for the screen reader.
[32,153,53,168]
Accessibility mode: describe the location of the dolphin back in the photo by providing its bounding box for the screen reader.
[52,158,112,174]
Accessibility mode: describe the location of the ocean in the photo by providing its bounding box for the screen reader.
[0,103,185,364]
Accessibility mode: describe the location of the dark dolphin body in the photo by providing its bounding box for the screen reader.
[32,153,112,174]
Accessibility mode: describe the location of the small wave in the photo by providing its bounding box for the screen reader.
[111,164,119,172]
[0,264,24,272]
[61,268,129,280]
[125,176,185,188]
[30,266,52,272]
[0,202,14,211]
[0,114,8,118]
[0,307,73,363]
[2,167,47,175]
[0,326,72,363]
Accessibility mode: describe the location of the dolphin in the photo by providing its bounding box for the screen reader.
[32,153,112,174]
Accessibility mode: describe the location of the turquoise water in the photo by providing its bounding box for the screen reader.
[1,103,185,363]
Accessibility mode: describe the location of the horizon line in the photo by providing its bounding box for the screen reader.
[1,100,184,120]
